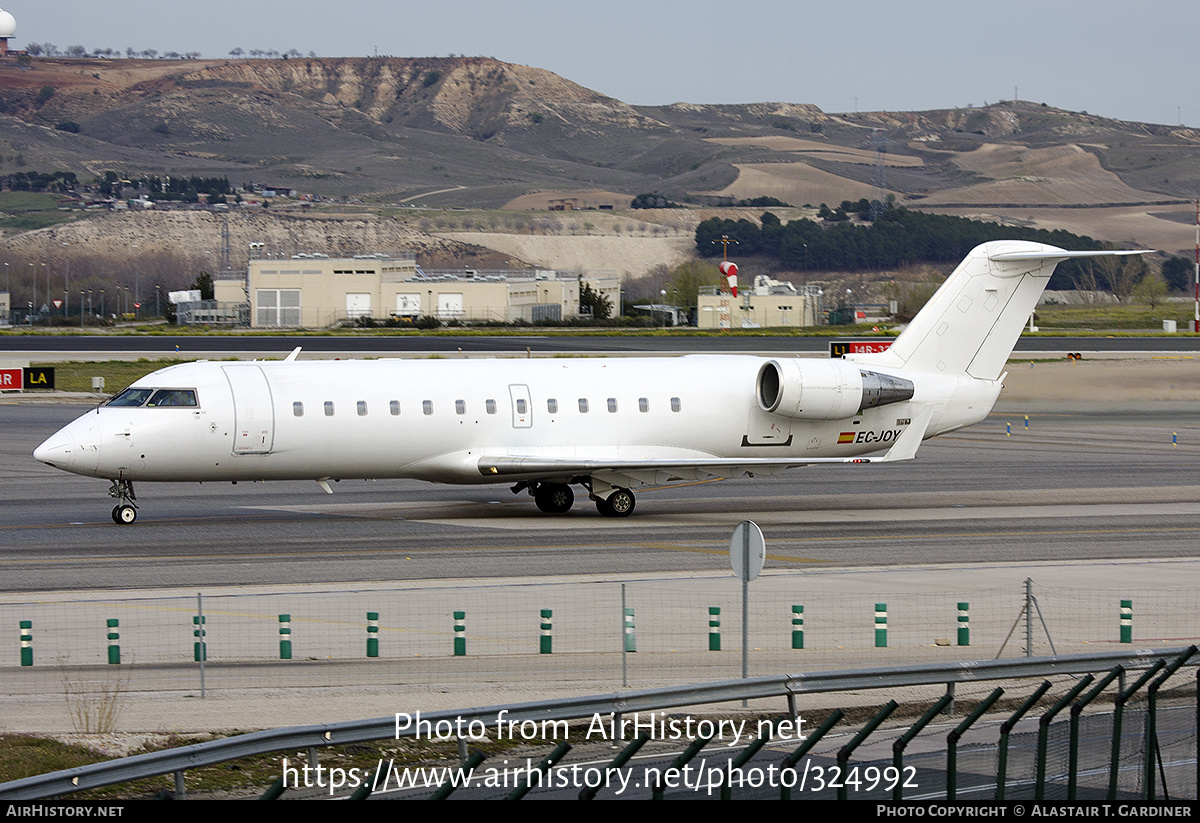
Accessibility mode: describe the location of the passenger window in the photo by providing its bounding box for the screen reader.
[390,400,400,416]
[357,401,367,416]
[607,398,618,413]
[107,388,154,407]
[423,400,433,415]
[456,399,466,415]
[293,402,304,417]
[671,397,682,412]
[639,397,649,413]
[324,401,334,417]
[147,389,197,407]
[516,398,527,414]
[578,398,588,413]
[486,399,496,414]
[547,398,558,414]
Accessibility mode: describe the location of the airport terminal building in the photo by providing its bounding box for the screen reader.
[213,249,620,328]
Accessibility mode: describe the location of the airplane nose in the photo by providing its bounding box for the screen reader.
[35,415,102,474]
[34,430,73,467]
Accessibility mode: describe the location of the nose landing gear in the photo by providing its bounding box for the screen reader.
[108,479,138,525]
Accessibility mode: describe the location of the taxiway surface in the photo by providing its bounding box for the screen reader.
[4,402,1198,592]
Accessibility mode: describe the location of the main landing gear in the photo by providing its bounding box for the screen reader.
[595,487,635,518]
[513,480,637,517]
[108,479,138,525]
[533,482,574,514]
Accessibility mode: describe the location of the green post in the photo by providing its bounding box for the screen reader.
[792,605,804,650]
[875,603,888,648]
[539,609,552,654]
[708,607,721,651]
[454,611,466,656]
[366,611,379,658]
[106,619,120,664]
[1120,599,1132,644]
[278,614,292,659]
[624,607,636,652]
[19,620,32,667]
[957,602,970,646]
[193,615,207,661]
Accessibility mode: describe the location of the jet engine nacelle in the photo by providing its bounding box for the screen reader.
[756,359,915,420]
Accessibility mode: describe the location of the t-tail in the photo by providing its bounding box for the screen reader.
[851,241,1148,380]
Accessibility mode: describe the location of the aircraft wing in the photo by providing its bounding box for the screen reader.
[478,405,934,485]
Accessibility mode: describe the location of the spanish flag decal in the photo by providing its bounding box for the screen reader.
[837,432,855,444]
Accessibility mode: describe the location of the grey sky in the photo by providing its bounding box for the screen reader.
[7,0,1197,126]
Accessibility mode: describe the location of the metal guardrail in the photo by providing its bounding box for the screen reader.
[0,646,1194,800]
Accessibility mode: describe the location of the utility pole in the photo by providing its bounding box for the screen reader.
[131,244,140,319]
[62,242,70,320]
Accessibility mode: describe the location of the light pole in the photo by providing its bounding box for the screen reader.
[61,242,70,320]
[131,244,139,319]
[100,289,105,321]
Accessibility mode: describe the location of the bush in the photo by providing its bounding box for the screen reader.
[54,121,80,133]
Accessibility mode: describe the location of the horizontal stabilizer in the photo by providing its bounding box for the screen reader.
[987,249,1149,262]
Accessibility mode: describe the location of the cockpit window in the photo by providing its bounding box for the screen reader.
[107,388,154,407]
[147,389,198,407]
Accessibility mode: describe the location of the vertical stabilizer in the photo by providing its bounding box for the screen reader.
[851,241,1147,380]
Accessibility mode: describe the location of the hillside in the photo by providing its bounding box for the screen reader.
[3,55,1200,275]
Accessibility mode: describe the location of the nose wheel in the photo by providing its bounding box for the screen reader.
[111,505,137,524]
[107,479,138,525]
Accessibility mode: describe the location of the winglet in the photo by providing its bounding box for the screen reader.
[875,404,934,463]
[284,347,303,362]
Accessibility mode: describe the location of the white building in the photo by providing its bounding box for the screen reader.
[696,275,819,328]
[214,249,620,328]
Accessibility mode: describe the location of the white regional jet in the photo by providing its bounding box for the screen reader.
[35,241,1144,524]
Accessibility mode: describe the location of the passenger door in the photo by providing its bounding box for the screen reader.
[223,365,276,454]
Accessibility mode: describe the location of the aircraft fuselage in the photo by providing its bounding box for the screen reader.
[35,355,991,486]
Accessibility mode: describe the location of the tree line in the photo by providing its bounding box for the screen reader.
[695,205,1109,290]
[2,170,78,193]
[97,172,233,203]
